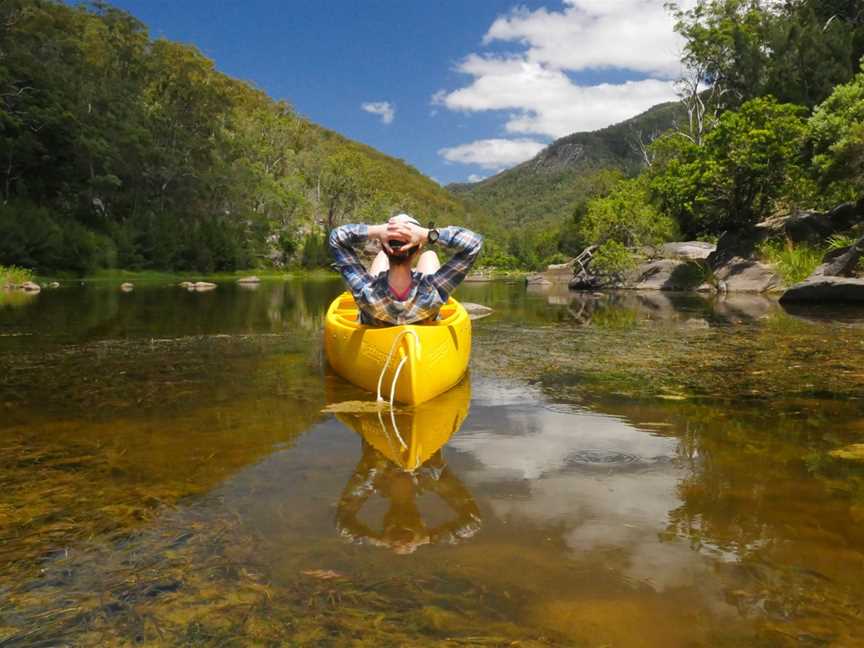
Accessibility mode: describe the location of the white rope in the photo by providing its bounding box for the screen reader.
[377,406,406,452]
[375,329,421,403]
[388,355,409,441]
[372,328,421,457]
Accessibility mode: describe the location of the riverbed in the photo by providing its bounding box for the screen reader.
[2,280,864,646]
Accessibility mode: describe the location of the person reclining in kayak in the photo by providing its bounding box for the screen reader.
[328,213,482,326]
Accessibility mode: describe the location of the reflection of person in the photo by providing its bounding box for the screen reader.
[328,213,482,326]
[336,440,481,555]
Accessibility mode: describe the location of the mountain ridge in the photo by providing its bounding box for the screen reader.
[447,100,684,226]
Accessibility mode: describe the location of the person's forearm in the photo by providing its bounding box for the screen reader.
[367,223,388,240]
[437,226,482,256]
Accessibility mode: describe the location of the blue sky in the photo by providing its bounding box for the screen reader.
[99,1,687,185]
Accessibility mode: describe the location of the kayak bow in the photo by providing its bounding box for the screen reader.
[324,292,471,405]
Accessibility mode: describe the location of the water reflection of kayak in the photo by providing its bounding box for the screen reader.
[334,377,471,471]
[334,379,480,553]
[324,292,471,405]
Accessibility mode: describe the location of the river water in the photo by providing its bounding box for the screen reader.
[2,280,864,646]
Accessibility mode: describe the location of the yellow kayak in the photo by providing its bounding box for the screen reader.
[334,378,471,471]
[324,292,471,405]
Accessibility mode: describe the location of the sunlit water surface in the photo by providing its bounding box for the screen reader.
[2,280,864,646]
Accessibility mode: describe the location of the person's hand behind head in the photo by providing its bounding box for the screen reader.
[386,220,426,250]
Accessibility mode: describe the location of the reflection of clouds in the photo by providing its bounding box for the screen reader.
[468,375,546,407]
[453,396,737,592]
[451,404,676,480]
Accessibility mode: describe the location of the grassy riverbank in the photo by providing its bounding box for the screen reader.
[31,268,340,284]
[33,267,528,285]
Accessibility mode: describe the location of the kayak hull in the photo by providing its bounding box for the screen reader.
[335,378,471,471]
[324,292,471,405]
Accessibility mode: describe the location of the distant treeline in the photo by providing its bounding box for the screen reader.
[0,0,478,274]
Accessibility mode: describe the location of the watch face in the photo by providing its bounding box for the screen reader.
[429,229,439,243]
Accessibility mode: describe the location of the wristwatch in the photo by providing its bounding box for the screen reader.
[427,222,439,245]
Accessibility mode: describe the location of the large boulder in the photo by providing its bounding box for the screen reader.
[543,258,576,282]
[569,274,607,291]
[237,275,261,284]
[779,277,864,304]
[629,259,705,291]
[526,273,553,286]
[809,233,864,278]
[20,281,41,292]
[660,241,715,261]
[783,199,864,243]
[526,259,576,285]
[707,228,770,269]
[713,258,783,292]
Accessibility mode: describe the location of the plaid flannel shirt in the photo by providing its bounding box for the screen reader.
[328,223,483,325]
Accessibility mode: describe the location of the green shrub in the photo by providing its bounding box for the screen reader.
[826,232,861,251]
[809,65,864,197]
[0,202,63,270]
[649,97,809,236]
[591,241,638,278]
[0,265,34,287]
[546,252,569,266]
[759,239,824,285]
[477,249,519,270]
[581,177,678,248]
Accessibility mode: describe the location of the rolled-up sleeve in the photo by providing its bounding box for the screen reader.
[430,226,483,299]
[329,224,372,299]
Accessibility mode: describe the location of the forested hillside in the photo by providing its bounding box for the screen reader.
[448,101,682,226]
[0,0,477,274]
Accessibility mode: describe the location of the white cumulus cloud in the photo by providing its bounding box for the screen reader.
[439,138,546,171]
[361,101,395,124]
[435,0,694,168]
[484,0,690,78]
[440,55,678,138]
[467,174,486,183]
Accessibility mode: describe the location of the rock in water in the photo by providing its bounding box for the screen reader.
[463,271,492,283]
[630,260,694,290]
[460,302,494,320]
[192,282,217,291]
[20,281,41,292]
[179,281,193,288]
[714,258,783,292]
[780,277,864,304]
[237,275,261,284]
[120,282,134,292]
[48,281,59,289]
[525,274,552,286]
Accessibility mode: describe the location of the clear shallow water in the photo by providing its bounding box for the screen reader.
[2,280,864,646]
